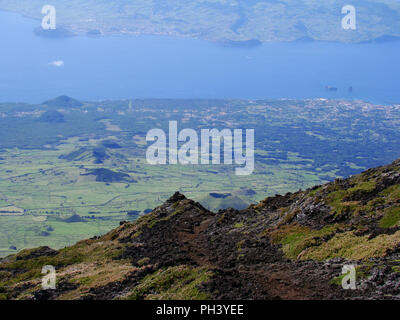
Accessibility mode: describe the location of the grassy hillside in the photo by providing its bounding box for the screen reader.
[2,158,400,300]
[0,0,400,43]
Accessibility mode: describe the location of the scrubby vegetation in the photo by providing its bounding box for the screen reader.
[127,266,212,300]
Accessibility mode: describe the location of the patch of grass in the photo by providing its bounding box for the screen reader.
[381,185,400,203]
[126,266,212,300]
[392,266,400,273]
[0,247,85,286]
[365,197,385,212]
[217,212,226,225]
[60,260,134,299]
[347,180,376,194]
[233,222,244,228]
[326,180,377,216]
[308,186,323,197]
[236,240,245,253]
[326,189,347,215]
[379,206,400,228]
[137,257,150,266]
[0,238,126,290]
[300,230,400,261]
[270,224,340,259]
[330,273,347,286]
[75,276,93,286]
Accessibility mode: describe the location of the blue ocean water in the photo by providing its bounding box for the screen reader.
[0,10,399,104]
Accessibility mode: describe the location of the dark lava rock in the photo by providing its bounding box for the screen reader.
[16,246,58,261]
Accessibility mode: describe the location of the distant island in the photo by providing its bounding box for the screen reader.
[2,0,400,43]
[218,39,262,48]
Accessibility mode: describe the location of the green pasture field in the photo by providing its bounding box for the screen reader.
[0,138,328,256]
[1,97,400,256]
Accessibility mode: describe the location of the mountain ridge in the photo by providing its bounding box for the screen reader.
[2,158,400,300]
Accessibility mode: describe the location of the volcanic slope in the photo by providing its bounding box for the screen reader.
[2,159,400,300]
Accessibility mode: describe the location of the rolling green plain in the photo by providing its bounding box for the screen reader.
[1,97,400,257]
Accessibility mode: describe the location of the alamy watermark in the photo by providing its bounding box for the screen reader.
[41,5,56,30]
[342,5,357,30]
[41,265,56,290]
[39,4,356,32]
[145,121,254,176]
[342,264,356,290]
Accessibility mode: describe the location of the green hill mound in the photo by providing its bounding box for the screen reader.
[43,96,83,109]
[59,147,110,164]
[82,168,136,183]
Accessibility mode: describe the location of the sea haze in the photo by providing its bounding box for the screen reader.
[0,10,399,104]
